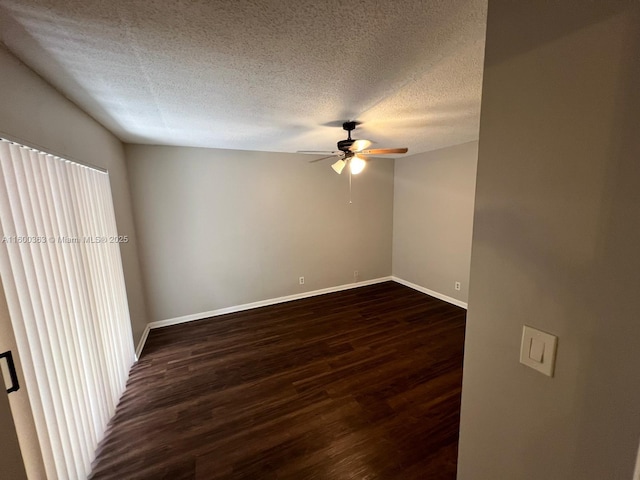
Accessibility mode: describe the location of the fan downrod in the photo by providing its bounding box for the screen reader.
[337,121,361,152]
[342,121,358,136]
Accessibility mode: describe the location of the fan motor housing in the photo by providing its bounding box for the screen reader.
[337,139,355,152]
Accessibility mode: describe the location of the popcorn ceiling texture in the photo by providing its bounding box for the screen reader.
[0,0,486,155]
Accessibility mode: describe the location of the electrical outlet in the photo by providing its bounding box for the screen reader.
[354,270,359,279]
[455,281,461,291]
[299,276,305,285]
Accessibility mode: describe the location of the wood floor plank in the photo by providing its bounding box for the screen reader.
[90,281,466,479]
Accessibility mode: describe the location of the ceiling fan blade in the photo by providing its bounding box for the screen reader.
[297,150,341,155]
[308,154,343,163]
[359,148,408,155]
[349,139,372,152]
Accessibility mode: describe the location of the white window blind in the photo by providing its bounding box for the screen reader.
[0,139,135,479]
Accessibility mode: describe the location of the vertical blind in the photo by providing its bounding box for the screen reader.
[0,139,135,479]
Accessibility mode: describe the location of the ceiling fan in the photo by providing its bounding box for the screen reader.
[298,121,408,175]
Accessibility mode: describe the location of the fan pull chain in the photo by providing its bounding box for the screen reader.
[349,169,353,204]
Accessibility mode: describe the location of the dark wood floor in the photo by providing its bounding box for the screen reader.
[90,281,466,479]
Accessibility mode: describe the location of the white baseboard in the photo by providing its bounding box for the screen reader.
[134,275,465,357]
[391,276,468,309]
[146,276,393,331]
[134,324,150,360]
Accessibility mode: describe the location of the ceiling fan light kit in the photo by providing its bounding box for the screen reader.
[331,158,346,174]
[349,155,366,174]
[332,155,365,175]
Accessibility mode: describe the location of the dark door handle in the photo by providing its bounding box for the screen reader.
[0,350,20,393]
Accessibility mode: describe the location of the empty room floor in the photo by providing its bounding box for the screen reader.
[90,281,466,479]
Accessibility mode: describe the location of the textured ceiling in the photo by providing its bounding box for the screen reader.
[0,0,487,156]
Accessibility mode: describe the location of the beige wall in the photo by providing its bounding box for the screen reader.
[126,145,394,323]
[392,141,477,303]
[0,45,148,344]
[458,2,640,479]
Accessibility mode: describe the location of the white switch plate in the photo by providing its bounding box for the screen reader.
[520,325,558,377]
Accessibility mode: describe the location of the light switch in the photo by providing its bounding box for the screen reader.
[520,325,557,377]
[529,337,545,363]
